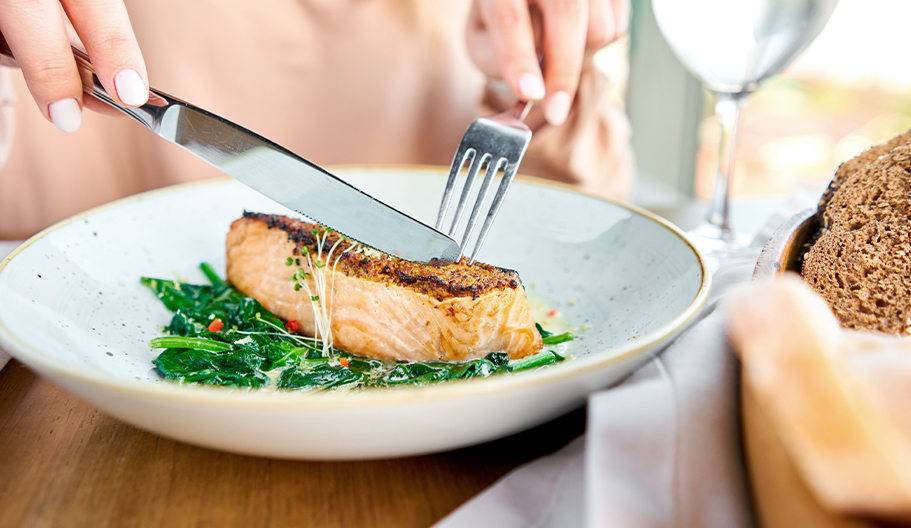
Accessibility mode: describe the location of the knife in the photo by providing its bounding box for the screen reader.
[0,44,461,265]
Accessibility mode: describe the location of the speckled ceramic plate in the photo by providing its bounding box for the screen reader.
[0,166,709,459]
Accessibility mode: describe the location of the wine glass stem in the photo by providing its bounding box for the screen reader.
[705,92,748,235]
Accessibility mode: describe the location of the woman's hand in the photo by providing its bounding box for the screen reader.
[0,0,148,132]
[467,0,629,126]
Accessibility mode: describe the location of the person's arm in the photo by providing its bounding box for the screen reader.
[0,0,148,132]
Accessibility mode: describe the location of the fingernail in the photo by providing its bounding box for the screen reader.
[518,73,545,101]
[114,69,148,106]
[48,98,82,133]
[544,91,572,127]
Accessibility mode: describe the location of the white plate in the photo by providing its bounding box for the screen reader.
[0,166,709,459]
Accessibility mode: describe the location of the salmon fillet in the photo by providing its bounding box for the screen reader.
[225,213,543,362]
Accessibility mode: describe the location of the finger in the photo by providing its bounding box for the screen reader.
[62,0,148,107]
[612,0,630,37]
[587,0,616,50]
[0,0,83,131]
[64,14,124,118]
[83,92,124,116]
[538,0,588,126]
[466,0,500,78]
[476,0,545,102]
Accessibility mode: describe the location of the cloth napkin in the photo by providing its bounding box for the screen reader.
[0,240,21,371]
[434,192,818,528]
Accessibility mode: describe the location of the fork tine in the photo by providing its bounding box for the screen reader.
[459,156,507,253]
[440,100,532,263]
[447,152,491,238]
[436,147,475,230]
[467,160,519,264]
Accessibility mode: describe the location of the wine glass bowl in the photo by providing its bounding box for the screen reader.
[651,0,839,269]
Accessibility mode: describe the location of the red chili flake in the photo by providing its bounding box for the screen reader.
[207,318,224,332]
[340,357,349,368]
[548,309,559,317]
[285,320,301,333]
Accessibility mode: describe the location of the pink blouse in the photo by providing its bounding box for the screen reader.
[0,0,633,240]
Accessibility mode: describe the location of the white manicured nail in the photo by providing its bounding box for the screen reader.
[114,69,148,106]
[518,73,545,101]
[545,91,572,126]
[48,98,81,132]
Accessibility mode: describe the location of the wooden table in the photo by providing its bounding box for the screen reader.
[0,359,585,528]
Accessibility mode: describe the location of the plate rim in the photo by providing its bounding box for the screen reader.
[0,165,711,409]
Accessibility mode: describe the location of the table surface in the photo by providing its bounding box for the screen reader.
[0,359,585,528]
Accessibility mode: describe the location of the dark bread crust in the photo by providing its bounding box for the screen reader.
[802,140,911,334]
[241,212,521,302]
[817,130,911,228]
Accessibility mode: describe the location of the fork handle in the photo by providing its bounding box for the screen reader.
[512,100,534,121]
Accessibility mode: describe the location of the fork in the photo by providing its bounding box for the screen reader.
[435,101,533,264]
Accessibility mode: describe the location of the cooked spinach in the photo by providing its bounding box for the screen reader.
[535,323,575,345]
[143,264,568,391]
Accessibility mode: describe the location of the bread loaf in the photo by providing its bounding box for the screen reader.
[803,131,911,335]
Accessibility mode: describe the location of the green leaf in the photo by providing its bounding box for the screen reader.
[542,332,574,345]
[535,322,553,338]
[200,262,225,286]
[153,348,267,387]
[279,363,361,389]
[508,350,565,372]
[150,336,233,352]
[535,323,574,345]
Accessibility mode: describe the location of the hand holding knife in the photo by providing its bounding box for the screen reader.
[0,41,461,265]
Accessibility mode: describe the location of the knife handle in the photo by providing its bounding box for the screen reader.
[0,35,176,132]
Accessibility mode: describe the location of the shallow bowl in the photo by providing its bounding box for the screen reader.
[0,166,709,459]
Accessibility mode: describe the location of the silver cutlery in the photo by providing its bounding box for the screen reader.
[0,42,462,265]
[436,100,532,264]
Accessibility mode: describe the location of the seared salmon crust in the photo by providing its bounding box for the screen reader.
[226,213,543,362]
[241,212,520,301]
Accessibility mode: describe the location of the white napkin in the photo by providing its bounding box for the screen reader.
[435,192,818,528]
[0,239,21,371]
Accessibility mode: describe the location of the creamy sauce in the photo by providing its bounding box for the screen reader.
[264,367,283,389]
[527,291,574,336]
[525,291,577,358]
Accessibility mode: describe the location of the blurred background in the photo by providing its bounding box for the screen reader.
[597,0,909,213]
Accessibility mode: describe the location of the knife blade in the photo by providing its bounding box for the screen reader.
[0,43,461,265]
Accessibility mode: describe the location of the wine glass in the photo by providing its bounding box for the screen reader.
[651,0,839,269]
